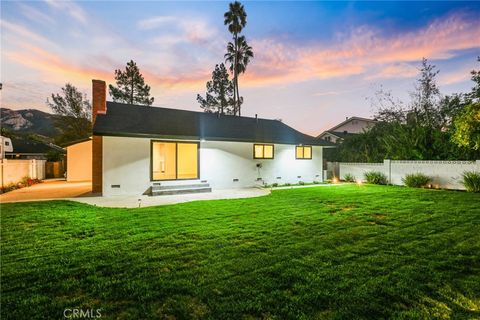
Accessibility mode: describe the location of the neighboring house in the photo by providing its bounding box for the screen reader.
[4,136,64,160]
[90,80,334,196]
[317,116,377,143]
[64,138,92,182]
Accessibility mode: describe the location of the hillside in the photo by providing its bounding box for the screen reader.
[0,108,61,138]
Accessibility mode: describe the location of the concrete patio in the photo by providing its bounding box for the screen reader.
[0,179,92,203]
[0,179,270,208]
[71,188,270,208]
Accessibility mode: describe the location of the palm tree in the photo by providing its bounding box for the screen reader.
[224,1,247,115]
[225,36,253,116]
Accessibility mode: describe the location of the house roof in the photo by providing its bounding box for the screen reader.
[318,130,357,140]
[326,116,376,133]
[6,136,65,155]
[61,137,92,148]
[93,102,335,146]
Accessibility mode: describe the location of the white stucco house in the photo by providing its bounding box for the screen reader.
[90,80,334,196]
[317,116,377,143]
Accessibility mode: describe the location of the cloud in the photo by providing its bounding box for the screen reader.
[139,15,218,45]
[17,3,55,26]
[44,0,87,24]
[243,12,480,87]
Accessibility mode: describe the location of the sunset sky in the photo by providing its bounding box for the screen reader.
[1,1,480,135]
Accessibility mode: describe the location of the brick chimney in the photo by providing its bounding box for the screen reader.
[92,79,106,195]
[92,79,106,123]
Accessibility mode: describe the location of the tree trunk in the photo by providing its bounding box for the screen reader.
[130,78,134,104]
[233,33,238,116]
[236,76,241,116]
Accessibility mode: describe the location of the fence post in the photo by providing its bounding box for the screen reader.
[384,159,391,184]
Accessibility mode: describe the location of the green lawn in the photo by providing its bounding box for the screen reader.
[1,185,479,319]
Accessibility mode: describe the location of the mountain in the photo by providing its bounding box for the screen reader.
[0,108,62,138]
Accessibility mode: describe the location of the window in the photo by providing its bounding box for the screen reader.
[296,146,312,159]
[253,144,274,159]
[324,136,331,142]
[151,141,199,180]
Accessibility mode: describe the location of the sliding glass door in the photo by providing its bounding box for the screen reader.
[151,141,199,181]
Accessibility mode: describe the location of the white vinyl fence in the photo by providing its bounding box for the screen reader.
[339,160,480,190]
[0,159,46,186]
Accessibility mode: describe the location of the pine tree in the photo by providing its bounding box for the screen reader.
[197,64,235,115]
[108,60,154,106]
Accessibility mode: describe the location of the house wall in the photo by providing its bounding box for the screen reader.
[102,136,324,196]
[66,140,92,182]
[335,119,374,134]
[339,160,480,190]
[321,132,341,144]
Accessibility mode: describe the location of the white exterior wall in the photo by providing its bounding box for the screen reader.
[335,119,374,134]
[66,140,92,182]
[340,160,480,190]
[0,159,46,186]
[339,162,384,181]
[102,136,324,196]
[321,132,341,143]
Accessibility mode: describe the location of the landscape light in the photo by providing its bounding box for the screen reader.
[356,179,363,185]
[332,177,339,183]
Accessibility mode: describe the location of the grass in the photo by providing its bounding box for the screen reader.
[1,185,479,319]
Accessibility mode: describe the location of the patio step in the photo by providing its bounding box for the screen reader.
[150,183,212,196]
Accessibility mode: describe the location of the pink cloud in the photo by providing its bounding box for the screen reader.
[242,12,480,87]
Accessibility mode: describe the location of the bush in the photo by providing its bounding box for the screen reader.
[402,173,431,188]
[364,171,388,185]
[299,181,305,185]
[272,183,278,188]
[462,171,480,193]
[284,183,291,187]
[344,173,356,182]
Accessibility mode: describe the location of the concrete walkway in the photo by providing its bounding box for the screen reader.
[1,180,92,203]
[71,188,270,208]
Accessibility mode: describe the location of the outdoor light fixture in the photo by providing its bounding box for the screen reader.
[356,179,363,185]
[332,177,339,183]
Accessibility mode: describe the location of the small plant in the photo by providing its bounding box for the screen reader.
[364,171,388,185]
[272,183,279,187]
[462,171,480,193]
[313,180,320,184]
[343,173,356,182]
[284,183,291,187]
[402,173,431,188]
[299,181,305,185]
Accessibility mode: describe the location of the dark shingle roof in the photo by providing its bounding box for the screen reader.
[93,102,334,146]
[6,136,64,154]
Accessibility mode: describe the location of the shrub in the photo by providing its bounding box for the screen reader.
[272,183,279,188]
[343,173,356,182]
[402,173,431,188]
[284,183,291,187]
[313,180,320,184]
[364,171,388,185]
[462,171,480,193]
[299,181,305,185]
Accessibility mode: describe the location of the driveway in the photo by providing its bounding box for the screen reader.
[0,180,92,203]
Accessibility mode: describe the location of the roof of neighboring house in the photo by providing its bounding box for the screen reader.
[6,136,65,155]
[62,137,92,148]
[320,131,357,139]
[326,116,377,133]
[93,102,335,146]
